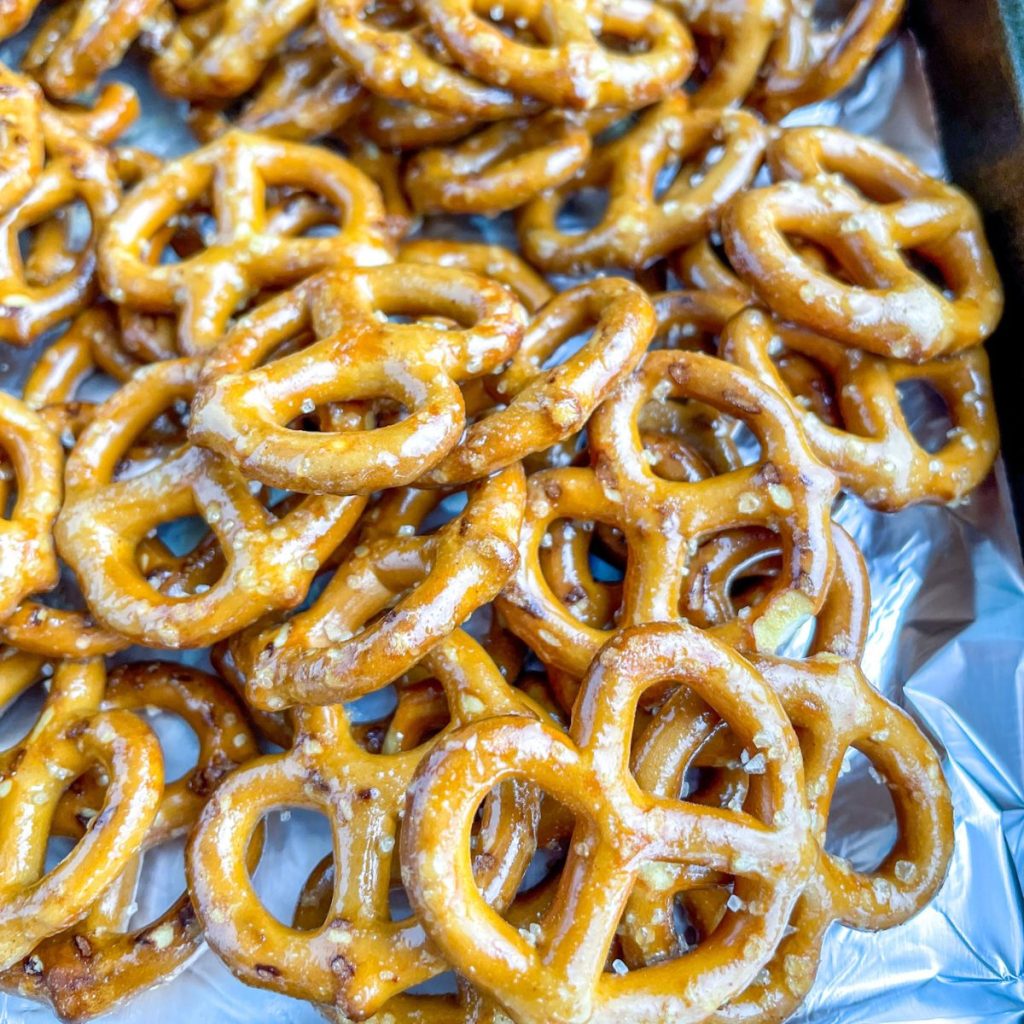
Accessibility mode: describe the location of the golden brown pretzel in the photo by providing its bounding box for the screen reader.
[420,276,656,487]
[229,465,524,708]
[402,622,814,1024]
[55,357,366,648]
[499,349,838,678]
[99,129,393,355]
[722,126,1003,361]
[1,662,258,1022]
[755,0,906,120]
[0,64,43,216]
[722,307,1000,509]
[189,629,539,1020]
[361,96,483,151]
[0,657,163,971]
[0,104,120,346]
[520,96,767,272]
[421,0,695,110]
[44,81,140,144]
[190,264,526,494]
[404,111,592,216]
[0,392,62,626]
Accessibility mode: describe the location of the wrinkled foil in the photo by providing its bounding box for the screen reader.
[2,24,1024,1024]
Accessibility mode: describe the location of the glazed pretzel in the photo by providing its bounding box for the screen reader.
[1,662,258,1022]
[55,357,366,648]
[0,657,163,971]
[361,96,483,150]
[404,111,592,216]
[421,0,695,110]
[21,0,162,100]
[0,64,43,216]
[190,264,527,494]
[189,629,539,1020]
[755,0,906,120]
[402,622,814,1024]
[229,465,524,709]
[722,308,1000,509]
[0,393,62,626]
[499,349,838,678]
[99,129,393,356]
[0,104,120,346]
[520,96,767,272]
[722,126,1003,361]
[420,277,656,487]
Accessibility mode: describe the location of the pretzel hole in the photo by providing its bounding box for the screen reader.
[822,746,898,872]
[772,347,839,425]
[44,834,77,873]
[553,187,610,234]
[138,707,200,784]
[128,835,188,930]
[0,673,48,750]
[539,518,624,630]
[538,323,595,370]
[18,200,92,285]
[895,378,953,453]
[806,0,860,32]
[638,397,743,481]
[596,29,653,55]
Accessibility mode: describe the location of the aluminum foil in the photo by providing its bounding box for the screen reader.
[2,23,1024,1024]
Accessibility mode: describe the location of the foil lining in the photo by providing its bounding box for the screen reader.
[1,24,1023,1024]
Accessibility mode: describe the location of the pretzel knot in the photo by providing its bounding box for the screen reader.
[401,622,813,1024]
[0,657,164,971]
[723,126,1004,362]
[499,350,838,678]
[0,662,258,1022]
[722,308,1000,509]
[230,464,524,709]
[420,276,656,487]
[189,629,539,1019]
[0,103,120,346]
[520,97,767,272]
[99,129,394,356]
[189,263,527,495]
[55,357,366,649]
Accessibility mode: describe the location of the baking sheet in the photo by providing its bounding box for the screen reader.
[2,22,1024,1024]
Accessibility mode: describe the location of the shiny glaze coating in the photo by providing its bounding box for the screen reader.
[722,126,1003,361]
[55,357,366,648]
[401,622,814,1024]
[0,63,42,216]
[190,264,527,495]
[520,97,767,272]
[188,629,539,1019]
[99,129,393,355]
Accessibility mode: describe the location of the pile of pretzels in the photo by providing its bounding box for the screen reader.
[0,0,1000,1020]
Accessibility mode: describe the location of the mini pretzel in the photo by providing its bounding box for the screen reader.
[99,129,393,355]
[404,111,592,216]
[0,104,120,346]
[402,622,813,1024]
[21,0,163,100]
[500,350,838,677]
[55,357,366,648]
[190,264,527,494]
[229,464,524,708]
[755,0,906,120]
[722,126,1003,361]
[189,629,538,1020]
[0,393,62,626]
[0,657,163,971]
[722,307,1000,509]
[520,97,767,272]
[1,662,258,1022]
[421,0,694,110]
[0,64,43,216]
[362,96,484,150]
[420,277,655,487]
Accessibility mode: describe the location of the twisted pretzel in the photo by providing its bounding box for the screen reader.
[0,662,258,1022]
[404,111,592,216]
[229,465,524,708]
[520,97,767,272]
[722,126,1003,361]
[421,0,694,110]
[421,276,656,487]
[0,104,120,346]
[190,264,527,494]
[0,64,43,216]
[402,622,814,1024]
[0,657,163,971]
[55,357,366,648]
[99,129,393,355]
[361,97,483,150]
[499,349,838,677]
[722,307,999,509]
[189,629,538,1020]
